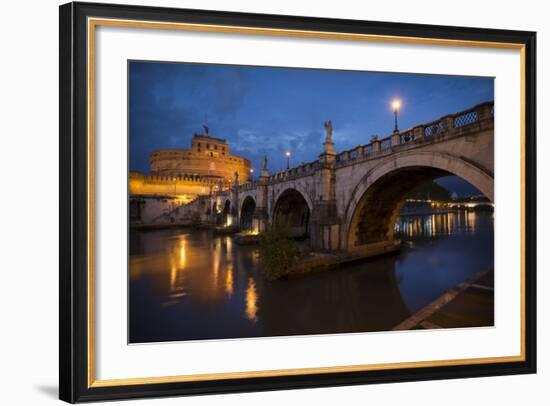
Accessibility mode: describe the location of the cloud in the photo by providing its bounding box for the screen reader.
[129,61,493,177]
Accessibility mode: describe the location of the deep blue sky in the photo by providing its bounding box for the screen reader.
[129,61,493,196]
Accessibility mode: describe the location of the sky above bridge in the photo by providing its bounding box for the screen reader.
[129,61,494,196]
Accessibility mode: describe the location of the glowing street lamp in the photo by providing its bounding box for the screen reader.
[285,151,291,170]
[391,98,402,133]
[249,168,254,180]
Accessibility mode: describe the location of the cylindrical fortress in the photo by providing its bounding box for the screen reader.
[129,133,251,198]
[150,135,251,181]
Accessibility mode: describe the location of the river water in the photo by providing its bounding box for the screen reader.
[129,210,494,343]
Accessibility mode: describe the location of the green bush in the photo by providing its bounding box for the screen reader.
[259,219,297,280]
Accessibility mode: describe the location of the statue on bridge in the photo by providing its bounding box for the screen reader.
[324,120,333,143]
[262,155,268,171]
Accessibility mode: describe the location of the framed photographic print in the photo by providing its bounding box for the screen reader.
[59,1,537,403]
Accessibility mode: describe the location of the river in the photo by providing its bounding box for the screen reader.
[129,210,494,343]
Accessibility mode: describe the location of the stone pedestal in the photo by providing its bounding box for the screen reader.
[413,126,424,141]
[441,115,454,132]
[476,103,492,121]
[323,140,335,155]
[391,132,401,147]
[372,139,381,153]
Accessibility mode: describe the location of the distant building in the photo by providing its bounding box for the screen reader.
[129,132,252,199]
[129,131,251,227]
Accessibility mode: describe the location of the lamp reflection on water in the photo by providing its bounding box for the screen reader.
[129,208,493,342]
[179,241,186,268]
[225,265,234,297]
[245,278,259,323]
[166,237,188,303]
[396,211,481,240]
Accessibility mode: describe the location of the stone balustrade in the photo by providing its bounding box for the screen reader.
[332,101,493,168]
[209,101,494,188]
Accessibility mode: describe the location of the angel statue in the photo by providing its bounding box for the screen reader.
[262,155,268,171]
[324,120,333,143]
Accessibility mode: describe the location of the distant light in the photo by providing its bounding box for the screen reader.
[285,151,291,157]
[391,98,402,111]
[250,168,254,173]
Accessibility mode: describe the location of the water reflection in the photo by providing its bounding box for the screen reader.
[129,210,494,343]
[395,210,481,240]
[225,265,234,297]
[245,278,259,323]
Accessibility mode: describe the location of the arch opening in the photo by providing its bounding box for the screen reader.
[221,200,232,227]
[346,166,492,249]
[272,188,311,239]
[240,196,256,231]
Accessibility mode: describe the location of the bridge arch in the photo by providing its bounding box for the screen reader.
[240,195,256,230]
[271,187,313,239]
[343,151,493,250]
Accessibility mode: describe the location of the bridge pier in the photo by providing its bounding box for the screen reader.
[230,172,239,226]
[311,201,341,252]
[252,160,269,233]
[310,129,341,252]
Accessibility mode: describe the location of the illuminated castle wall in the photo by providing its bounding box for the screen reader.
[129,133,251,199]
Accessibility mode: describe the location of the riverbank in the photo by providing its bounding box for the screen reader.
[288,240,402,277]
[392,268,494,330]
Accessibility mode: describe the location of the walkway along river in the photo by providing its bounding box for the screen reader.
[129,210,494,343]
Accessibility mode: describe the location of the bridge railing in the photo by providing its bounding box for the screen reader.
[334,100,493,167]
[266,160,320,184]
[380,136,392,150]
[239,180,259,191]
[204,101,494,191]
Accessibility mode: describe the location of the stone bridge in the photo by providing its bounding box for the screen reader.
[188,101,493,255]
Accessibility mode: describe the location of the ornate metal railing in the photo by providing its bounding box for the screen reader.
[424,121,444,137]
[454,110,478,128]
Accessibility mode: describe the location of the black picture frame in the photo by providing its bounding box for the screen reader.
[59,1,537,403]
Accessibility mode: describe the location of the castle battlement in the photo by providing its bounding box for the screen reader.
[130,130,248,198]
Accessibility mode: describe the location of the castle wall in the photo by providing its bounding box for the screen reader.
[129,171,230,199]
[130,195,210,227]
[131,135,251,198]
[149,135,251,182]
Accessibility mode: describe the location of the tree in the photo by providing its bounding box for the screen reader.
[258,219,297,280]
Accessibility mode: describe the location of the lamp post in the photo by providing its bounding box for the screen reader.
[391,98,402,133]
[285,151,291,170]
[250,168,254,181]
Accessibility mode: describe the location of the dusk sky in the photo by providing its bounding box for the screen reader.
[129,61,494,196]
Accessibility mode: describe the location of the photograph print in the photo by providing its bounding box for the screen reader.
[128,61,494,343]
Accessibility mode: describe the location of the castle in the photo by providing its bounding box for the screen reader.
[129,129,252,203]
